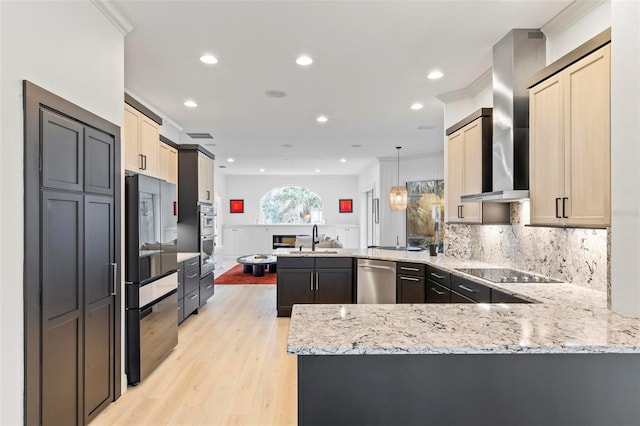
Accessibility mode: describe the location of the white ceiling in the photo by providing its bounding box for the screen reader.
[115,0,572,176]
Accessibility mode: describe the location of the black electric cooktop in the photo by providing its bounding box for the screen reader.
[455,268,560,284]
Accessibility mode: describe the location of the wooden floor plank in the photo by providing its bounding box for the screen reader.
[92,285,296,426]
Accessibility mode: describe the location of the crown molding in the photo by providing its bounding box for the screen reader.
[91,0,134,35]
[436,67,492,103]
[542,0,608,39]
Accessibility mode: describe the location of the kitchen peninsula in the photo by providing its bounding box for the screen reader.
[281,249,640,426]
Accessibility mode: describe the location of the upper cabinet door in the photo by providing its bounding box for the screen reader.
[461,120,482,223]
[446,131,464,223]
[41,109,84,192]
[198,152,212,202]
[138,116,159,177]
[159,143,178,184]
[530,74,565,226]
[84,127,115,196]
[124,105,141,172]
[564,44,611,227]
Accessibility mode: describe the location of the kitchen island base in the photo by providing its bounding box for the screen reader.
[298,353,640,426]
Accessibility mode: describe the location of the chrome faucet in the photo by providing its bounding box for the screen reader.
[312,224,319,251]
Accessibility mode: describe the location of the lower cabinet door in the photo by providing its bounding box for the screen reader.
[426,281,451,303]
[398,275,426,303]
[183,288,200,318]
[277,268,315,316]
[315,268,353,304]
[451,290,475,303]
[178,297,185,324]
[199,273,215,307]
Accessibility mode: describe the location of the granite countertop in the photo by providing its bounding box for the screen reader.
[177,252,200,263]
[285,249,640,356]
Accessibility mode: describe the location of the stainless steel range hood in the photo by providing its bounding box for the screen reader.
[461,29,546,203]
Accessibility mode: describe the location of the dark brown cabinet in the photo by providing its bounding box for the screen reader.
[200,273,215,307]
[277,257,353,316]
[451,274,491,303]
[397,262,426,303]
[426,282,452,303]
[178,255,201,323]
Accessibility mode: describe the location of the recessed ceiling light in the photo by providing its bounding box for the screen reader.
[265,89,287,98]
[184,100,198,108]
[227,158,235,163]
[296,55,313,66]
[316,115,328,123]
[259,168,265,172]
[410,103,424,110]
[315,169,321,173]
[427,70,444,80]
[339,158,347,163]
[200,54,218,64]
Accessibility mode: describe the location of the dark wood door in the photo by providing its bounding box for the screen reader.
[84,195,115,423]
[41,191,84,426]
[426,281,452,303]
[315,268,353,304]
[398,275,426,303]
[277,268,315,316]
[39,107,117,425]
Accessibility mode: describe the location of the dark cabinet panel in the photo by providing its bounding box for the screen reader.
[42,191,83,321]
[277,268,315,316]
[451,290,476,303]
[84,299,113,420]
[426,265,451,288]
[316,269,353,304]
[84,127,114,195]
[398,275,426,303]
[278,257,315,269]
[184,268,200,295]
[451,275,491,303]
[491,289,531,304]
[426,281,452,303]
[41,109,84,191]
[42,317,81,426]
[84,196,114,304]
[398,262,426,276]
[177,261,184,300]
[184,288,200,318]
[200,273,215,306]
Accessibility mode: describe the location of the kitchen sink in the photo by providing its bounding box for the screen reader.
[371,246,424,252]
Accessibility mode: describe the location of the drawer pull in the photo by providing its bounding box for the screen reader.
[187,273,198,279]
[430,272,445,279]
[430,287,445,296]
[400,266,420,272]
[190,294,198,301]
[177,306,181,311]
[458,284,476,293]
[205,284,213,290]
[188,260,198,266]
[400,276,420,282]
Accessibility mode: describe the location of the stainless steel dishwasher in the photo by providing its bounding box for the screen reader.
[357,259,397,303]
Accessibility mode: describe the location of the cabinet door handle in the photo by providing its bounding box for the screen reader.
[110,263,118,296]
[555,198,561,218]
[142,155,147,170]
[562,197,568,219]
[310,273,314,291]
[190,294,198,301]
[458,284,476,293]
[315,272,319,291]
[430,272,444,279]
[187,273,199,279]
[139,154,144,170]
[400,276,420,282]
[205,284,213,290]
[206,190,210,200]
[400,266,419,272]
[430,287,445,296]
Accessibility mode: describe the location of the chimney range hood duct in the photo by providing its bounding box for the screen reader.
[461,29,546,203]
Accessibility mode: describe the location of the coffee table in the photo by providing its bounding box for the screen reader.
[236,254,277,277]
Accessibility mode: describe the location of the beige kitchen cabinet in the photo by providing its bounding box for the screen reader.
[124,103,160,177]
[529,44,610,227]
[159,142,178,184]
[446,118,483,223]
[198,152,214,203]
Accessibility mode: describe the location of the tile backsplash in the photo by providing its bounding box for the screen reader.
[444,201,609,292]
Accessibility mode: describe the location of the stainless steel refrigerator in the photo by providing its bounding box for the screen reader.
[124,174,178,385]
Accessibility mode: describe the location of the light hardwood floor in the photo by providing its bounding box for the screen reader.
[92,285,297,426]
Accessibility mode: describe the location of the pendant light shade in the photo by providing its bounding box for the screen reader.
[389,146,408,211]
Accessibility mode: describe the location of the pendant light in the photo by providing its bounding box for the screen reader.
[389,146,408,211]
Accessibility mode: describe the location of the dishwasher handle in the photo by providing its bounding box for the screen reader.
[359,264,395,272]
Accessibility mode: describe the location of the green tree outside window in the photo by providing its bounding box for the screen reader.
[260,186,322,224]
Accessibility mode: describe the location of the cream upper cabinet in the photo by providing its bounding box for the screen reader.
[123,103,160,178]
[446,118,483,223]
[529,44,610,227]
[159,142,178,184]
[198,152,214,203]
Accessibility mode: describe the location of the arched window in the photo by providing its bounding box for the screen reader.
[260,186,322,224]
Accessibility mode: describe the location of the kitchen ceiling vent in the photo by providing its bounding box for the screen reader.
[265,90,287,98]
[186,132,214,139]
